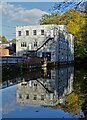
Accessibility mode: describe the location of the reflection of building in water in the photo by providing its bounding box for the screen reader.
[16,66,74,106]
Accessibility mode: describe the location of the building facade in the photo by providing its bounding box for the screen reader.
[16,24,74,62]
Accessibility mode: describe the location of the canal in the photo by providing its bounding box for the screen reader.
[0,64,87,119]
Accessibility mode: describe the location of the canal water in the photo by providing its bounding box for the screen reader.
[0,65,87,119]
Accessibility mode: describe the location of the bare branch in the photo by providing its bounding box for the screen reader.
[52,0,85,14]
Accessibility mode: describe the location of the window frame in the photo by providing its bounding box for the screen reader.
[33,30,37,35]
[18,31,21,36]
[21,42,27,47]
[33,95,37,100]
[34,41,37,47]
[41,30,44,35]
[26,30,29,36]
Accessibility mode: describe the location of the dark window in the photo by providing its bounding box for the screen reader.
[34,83,37,86]
[18,31,21,36]
[52,52,55,55]
[34,42,37,47]
[33,95,37,100]
[26,30,29,36]
[21,42,27,47]
[21,43,22,47]
[41,95,44,100]
[26,94,29,99]
[33,30,37,35]
[41,30,44,35]
[19,94,22,99]
[52,76,55,79]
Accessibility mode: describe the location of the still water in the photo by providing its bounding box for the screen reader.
[1,65,87,119]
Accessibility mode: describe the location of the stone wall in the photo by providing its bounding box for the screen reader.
[16,24,74,62]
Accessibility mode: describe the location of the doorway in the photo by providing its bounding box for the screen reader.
[42,52,51,61]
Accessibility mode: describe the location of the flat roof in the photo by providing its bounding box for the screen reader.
[16,24,66,28]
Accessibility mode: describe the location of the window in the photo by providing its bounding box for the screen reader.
[21,42,27,47]
[33,95,37,100]
[26,30,29,36]
[34,42,37,47]
[41,95,44,100]
[18,31,21,36]
[52,52,55,55]
[19,94,22,99]
[52,76,55,79]
[33,30,37,35]
[41,30,44,35]
[26,94,29,99]
[34,83,37,86]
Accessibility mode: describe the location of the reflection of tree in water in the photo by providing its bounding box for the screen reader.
[2,65,87,118]
[52,65,87,118]
[59,92,82,112]
[2,64,21,81]
[74,65,87,118]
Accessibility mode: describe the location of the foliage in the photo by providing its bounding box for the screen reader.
[74,66,87,95]
[11,38,16,42]
[74,65,87,118]
[65,92,82,113]
[0,36,16,43]
[0,36,8,43]
[40,8,87,60]
[54,66,87,115]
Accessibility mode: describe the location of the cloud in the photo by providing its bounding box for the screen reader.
[0,2,49,24]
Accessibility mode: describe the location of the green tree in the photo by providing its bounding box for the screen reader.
[11,38,16,42]
[1,36,8,43]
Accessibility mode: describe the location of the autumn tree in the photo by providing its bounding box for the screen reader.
[40,2,87,61]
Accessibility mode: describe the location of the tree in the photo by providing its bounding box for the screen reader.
[40,7,87,61]
[51,0,85,14]
[65,92,81,113]
[1,36,8,43]
[11,38,16,43]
